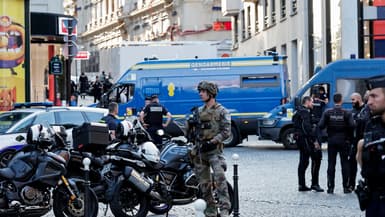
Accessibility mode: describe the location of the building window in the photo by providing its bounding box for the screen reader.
[271,0,276,24]
[81,51,99,73]
[280,0,286,19]
[241,9,246,40]
[255,1,259,33]
[264,0,269,28]
[246,6,251,38]
[291,0,297,14]
[234,15,239,47]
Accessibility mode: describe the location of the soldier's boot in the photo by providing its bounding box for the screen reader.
[204,205,217,217]
[220,209,230,217]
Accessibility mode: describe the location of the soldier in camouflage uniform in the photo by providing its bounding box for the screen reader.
[192,81,231,217]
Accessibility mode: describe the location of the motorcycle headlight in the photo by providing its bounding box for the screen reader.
[156,129,164,136]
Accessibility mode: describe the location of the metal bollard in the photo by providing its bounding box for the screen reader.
[194,198,206,217]
[232,153,240,217]
[82,157,91,217]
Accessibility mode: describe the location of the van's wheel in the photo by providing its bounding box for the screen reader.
[281,128,297,150]
[223,126,239,147]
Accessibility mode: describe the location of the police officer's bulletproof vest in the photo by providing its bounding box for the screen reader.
[198,103,223,140]
[292,108,303,131]
[362,117,385,189]
[325,107,349,136]
[292,106,309,134]
[145,103,163,126]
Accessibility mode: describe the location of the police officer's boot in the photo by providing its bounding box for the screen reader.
[327,177,334,194]
[311,159,324,192]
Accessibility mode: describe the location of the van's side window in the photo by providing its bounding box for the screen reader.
[241,74,280,88]
[336,79,367,103]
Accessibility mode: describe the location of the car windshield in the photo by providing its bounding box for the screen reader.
[0,112,33,133]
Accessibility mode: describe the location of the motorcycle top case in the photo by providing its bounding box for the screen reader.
[72,122,110,152]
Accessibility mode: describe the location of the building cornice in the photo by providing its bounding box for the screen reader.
[80,19,122,39]
[122,0,173,20]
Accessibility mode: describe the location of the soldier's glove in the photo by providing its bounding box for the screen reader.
[200,141,217,153]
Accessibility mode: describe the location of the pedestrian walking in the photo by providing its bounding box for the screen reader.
[92,76,103,103]
[139,95,172,148]
[103,76,113,94]
[79,72,89,99]
[318,93,354,194]
[100,71,106,83]
[348,92,370,191]
[356,75,385,216]
[188,81,231,217]
[292,96,324,192]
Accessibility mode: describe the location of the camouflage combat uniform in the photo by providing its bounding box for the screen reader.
[193,102,231,217]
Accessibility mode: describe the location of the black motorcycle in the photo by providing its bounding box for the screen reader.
[66,121,150,217]
[110,118,234,217]
[0,124,99,217]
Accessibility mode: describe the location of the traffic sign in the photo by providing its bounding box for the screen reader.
[49,56,63,75]
[74,51,90,60]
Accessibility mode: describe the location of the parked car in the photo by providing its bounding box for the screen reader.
[0,104,108,167]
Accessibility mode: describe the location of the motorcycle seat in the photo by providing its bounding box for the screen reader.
[0,167,15,179]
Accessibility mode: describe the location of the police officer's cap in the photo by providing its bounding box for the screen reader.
[366,75,385,90]
[150,94,158,100]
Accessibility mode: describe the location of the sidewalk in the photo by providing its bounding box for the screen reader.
[77,95,96,107]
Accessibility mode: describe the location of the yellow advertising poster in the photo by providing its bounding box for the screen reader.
[0,0,26,111]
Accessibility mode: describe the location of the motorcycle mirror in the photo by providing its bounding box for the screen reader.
[15,134,25,142]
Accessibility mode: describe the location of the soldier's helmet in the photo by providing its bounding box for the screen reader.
[197,81,218,98]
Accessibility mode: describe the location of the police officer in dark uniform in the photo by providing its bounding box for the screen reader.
[292,96,324,192]
[139,95,172,147]
[318,93,354,194]
[356,75,385,216]
[348,92,370,191]
[312,86,329,122]
[101,102,119,140]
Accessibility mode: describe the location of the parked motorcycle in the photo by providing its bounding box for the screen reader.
[67,121,151,217]
[0,123,99,217]
[110,118,234,217]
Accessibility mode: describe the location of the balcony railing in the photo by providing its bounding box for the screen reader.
[281,5,286,18]
[264,16,269,28]
[271,11,276,24]
[291,0,297,14]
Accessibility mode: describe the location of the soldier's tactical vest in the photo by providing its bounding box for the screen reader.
[198,103,223,140]
[362,116,385,189]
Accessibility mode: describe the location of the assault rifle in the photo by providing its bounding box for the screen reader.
[186,106,216,153]
[186,106,202,146]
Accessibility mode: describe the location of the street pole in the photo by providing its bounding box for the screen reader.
[82,157,91,217]
[66,18,74,105]
[232,153,240,217]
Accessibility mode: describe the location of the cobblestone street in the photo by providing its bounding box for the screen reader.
[44,132,363,216]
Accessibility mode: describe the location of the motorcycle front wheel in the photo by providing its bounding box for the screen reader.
[148,200,173,215]
[52,184,99,217]
[110,180,149,217]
